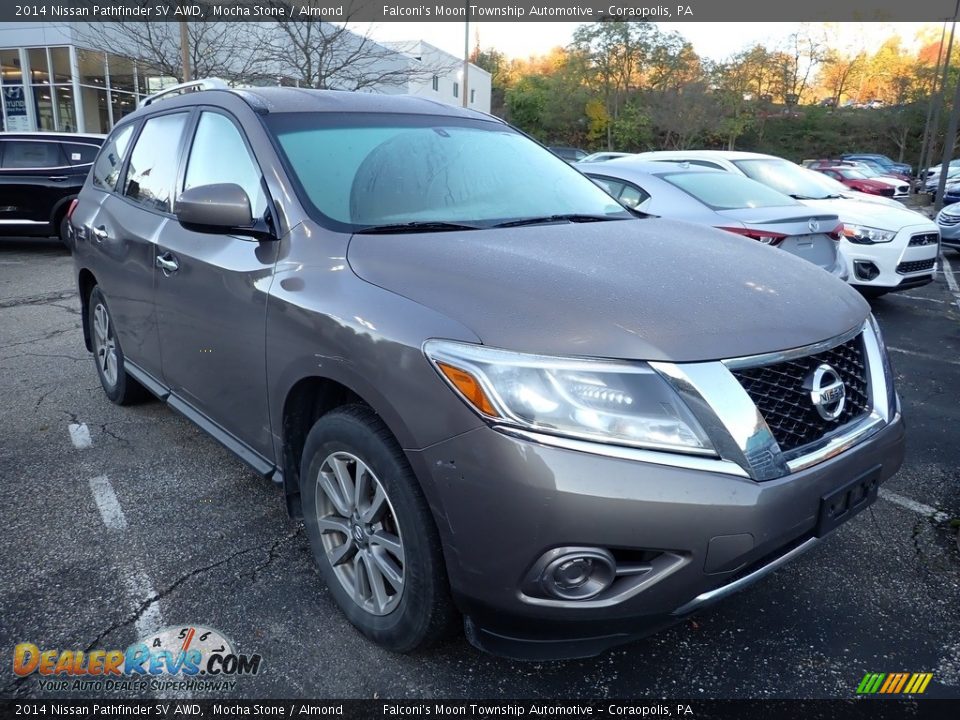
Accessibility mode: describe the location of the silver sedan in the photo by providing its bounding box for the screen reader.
[583,159,848,279]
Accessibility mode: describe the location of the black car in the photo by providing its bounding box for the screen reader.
[0,132,105,243]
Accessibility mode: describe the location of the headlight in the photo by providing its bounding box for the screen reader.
[424,340,714,455]
[866,314,898,419]
[843,224,896,244]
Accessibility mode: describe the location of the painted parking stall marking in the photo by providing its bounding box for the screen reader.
[88,475,127,530]
[68,422,92,449]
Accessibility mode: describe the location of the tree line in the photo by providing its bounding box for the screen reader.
[473,21,952,166]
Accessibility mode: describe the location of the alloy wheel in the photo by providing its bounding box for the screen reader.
[314,451,405,616]
[92,303,118,387]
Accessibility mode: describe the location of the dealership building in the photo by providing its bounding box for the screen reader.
[0,23,491,134]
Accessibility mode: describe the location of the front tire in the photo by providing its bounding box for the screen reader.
[87,286,148,405]
[300,405,456,652]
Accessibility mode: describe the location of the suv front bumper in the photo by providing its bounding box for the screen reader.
[407,413,905,660]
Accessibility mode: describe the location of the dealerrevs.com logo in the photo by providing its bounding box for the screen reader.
[13,625,262,693]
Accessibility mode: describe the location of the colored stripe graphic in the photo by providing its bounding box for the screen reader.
[857,672,932,694]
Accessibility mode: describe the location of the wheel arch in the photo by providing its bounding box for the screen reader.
[280,374,414,519]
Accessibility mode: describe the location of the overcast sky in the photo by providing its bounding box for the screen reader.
[363,21,938,62]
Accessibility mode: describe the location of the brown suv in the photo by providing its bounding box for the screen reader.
[70,82,905,660]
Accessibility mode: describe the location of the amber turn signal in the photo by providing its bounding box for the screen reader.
[436,362,500,418]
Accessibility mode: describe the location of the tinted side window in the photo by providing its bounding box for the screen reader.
[124,113,189,213]
[1,141,66,169]
[591,177,625,197]
[62,142,100,166]
[183,112,266,217]
[93,124,135,190]
[618,183,650,209]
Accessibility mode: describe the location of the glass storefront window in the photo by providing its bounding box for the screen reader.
[78,49,106,87]
[28,48,49,84]
[1,49,22,86]
[50,47,72,83]
[80,85,109,133]
[32,84,54,130]
[56,85,77,132]
[111,91,137,124]
[108,53,136,93]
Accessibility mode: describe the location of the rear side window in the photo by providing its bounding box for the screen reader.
[183,111,267,218]
[123,112,189,213]
[62,142,100,166]
[1,141,66,169]
[93,124,135,190]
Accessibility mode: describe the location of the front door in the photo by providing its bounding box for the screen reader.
[153,110,278,458]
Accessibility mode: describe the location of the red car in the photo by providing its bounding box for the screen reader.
[814,167,896,196]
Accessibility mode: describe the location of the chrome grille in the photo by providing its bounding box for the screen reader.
[897,258,936,274]
[731,335,871,454]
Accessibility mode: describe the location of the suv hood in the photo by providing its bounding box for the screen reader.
[347,218,869,363]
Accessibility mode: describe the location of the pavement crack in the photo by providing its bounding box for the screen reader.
[99,423,131,448]
[246,525,305,583]
[0,352,86,363]
[81,529,304,652]
[0,290,77,310]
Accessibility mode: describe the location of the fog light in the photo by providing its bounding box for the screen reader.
[540,549,615,601]
[854,260,880,281]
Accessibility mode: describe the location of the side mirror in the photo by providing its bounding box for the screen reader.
[174,183,274,240]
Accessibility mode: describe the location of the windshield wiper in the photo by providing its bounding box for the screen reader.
[354,221,482,234]
[491,213,626,229]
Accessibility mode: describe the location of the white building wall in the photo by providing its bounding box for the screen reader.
[385,41,491,113]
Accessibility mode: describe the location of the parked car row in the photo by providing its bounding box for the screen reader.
[66,81,907,661]
[583,150,939,297]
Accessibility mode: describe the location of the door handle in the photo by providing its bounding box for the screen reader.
[155,253,180,274]
[92,226,109,242]
[48,176,69,182]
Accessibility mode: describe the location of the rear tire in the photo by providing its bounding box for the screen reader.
[300,404,456,653]
[87,286,149,405]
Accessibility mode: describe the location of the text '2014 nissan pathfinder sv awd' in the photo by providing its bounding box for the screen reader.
[70,81,905,660]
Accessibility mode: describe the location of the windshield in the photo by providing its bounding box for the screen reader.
[733,158,843,199]
[267,113,628,230]
[659,171,797,210]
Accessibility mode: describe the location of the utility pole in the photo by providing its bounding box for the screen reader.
[462,3,469,108]
[917,19,948,187]
[922,0,960,181]
[179,20,191,83]
[936,69,960,212]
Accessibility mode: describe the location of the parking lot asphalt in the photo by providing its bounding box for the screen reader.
[0,237,958,701]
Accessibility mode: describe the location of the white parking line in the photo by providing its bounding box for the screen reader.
[121,567,163,638]
[68,423,92,449]
[88,476,166,641]
[88,475,127,530]
[897,294,945,304]
[888,346,960,367]
[878,488,950,522]
[942,253,960,312]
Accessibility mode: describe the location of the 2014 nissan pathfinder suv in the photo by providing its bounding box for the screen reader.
[70,81,905,660]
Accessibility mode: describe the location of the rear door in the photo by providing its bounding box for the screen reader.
[153,108,278,458]
[87,112,192,380]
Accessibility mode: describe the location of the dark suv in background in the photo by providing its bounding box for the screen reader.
[70,82,904,660]
[0,132,104,243]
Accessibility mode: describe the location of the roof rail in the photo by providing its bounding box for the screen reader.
[140,78,230,107]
